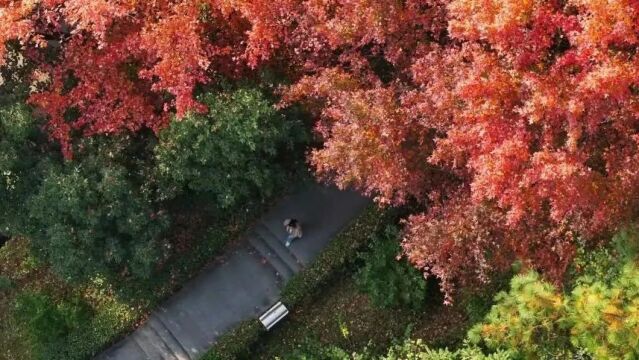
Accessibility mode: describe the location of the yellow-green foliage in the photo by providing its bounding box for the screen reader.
[570,263,639,359]
[467,272,570,359]
[469,229,639,360]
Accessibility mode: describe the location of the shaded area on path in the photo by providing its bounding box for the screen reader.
[97,184,369,360]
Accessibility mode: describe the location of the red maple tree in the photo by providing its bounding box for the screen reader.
[277,0,639,298]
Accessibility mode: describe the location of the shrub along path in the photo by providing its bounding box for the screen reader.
[96,184,369,360]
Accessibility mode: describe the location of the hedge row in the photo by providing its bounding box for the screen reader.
[203,205,384,359]
[202,319,264,360]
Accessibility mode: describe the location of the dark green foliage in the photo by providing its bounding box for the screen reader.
[356,226,427,309]
[14,292,90,360]
[612,225,639,262]
[571,225,639,289]
[0,275,12,291]
[201,319,264,360]
[0,48,47,235]
[155,88,305,209]
[570,243,621,289]
[461,270,515,326]
[25,136,170,282]
[462,294,496,327]
[15,292,69,342]
[0,103,40,169]
[0,103,49,234]
[281,206,384,306]
[380,339,513,360]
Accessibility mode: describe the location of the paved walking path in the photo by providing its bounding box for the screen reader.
[96,184,369,360]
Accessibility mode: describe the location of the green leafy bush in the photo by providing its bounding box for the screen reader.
[0,106,172,283]
[0,275,12,291]
[0,103,48,234]
[571,226,639,289]
[155,88,305,208]
[25,138,170,282]
[14,292,90,360]
[380,339,513,360]
[279,338,351,360]
[462,294,495,327]
[612,225,639,263]
[356,226,427,309]
[570,244,620,289]
[460,268,515,326]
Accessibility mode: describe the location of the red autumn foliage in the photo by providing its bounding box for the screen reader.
[3,0,639,299]
[1,0,254,157]
[277,0,639,298]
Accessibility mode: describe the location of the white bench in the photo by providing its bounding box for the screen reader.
[259,301,289,330]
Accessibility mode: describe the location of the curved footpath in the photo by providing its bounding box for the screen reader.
[96,184,370,360]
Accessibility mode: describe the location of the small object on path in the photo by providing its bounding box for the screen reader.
[283,218,303,247]
[259,301,289,330]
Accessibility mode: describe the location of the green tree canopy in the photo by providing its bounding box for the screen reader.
[0,103,49,234]
[25,136,170,282]
[356,226,427,309]
[155,88,303,209]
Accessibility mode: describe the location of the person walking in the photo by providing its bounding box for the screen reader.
[283,218,303,248]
